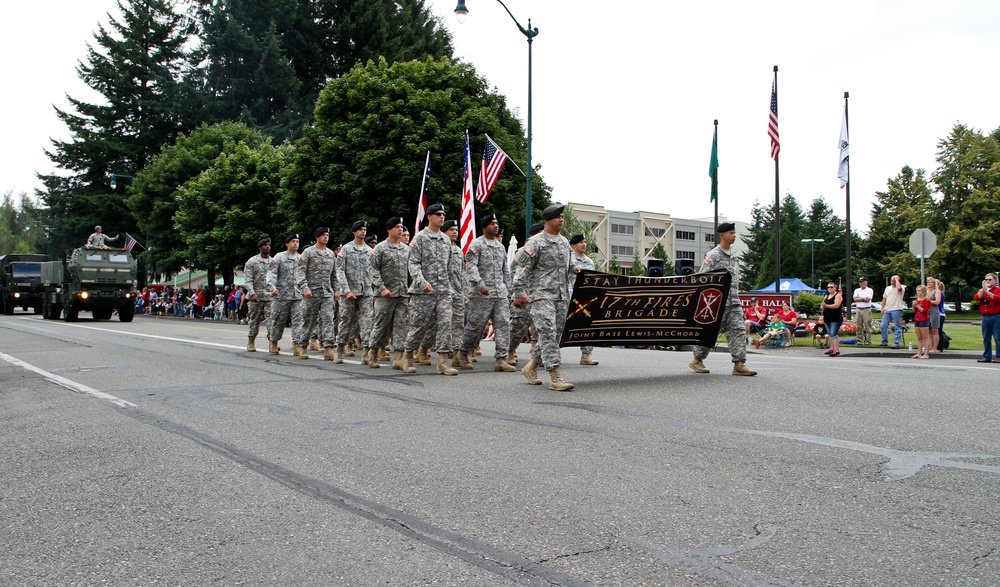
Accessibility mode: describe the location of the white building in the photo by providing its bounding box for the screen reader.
[569,202,749,274]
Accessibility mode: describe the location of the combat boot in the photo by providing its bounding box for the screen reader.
[360,346,371,366]
[367,347,380,369]
[547,367,574,391]
[247,337,256,352]
[402,351,417,373]
[309,338,321,351]
[269,340,280,355]
[454,351,474,370]
[332,344,344,364]
[732,362,757,377]
[494,358,516,372]
[521,358,542,385]
[292,342,304,357]
[343,343,356,357]
[579,353,599,365]
[324,347,337,361]
[416,347,432,366]
[436,353,458,376]
[688,358,710,373]
[294,343,309,359]
[378,347,390,362]
[392,350,404,371]
[507,350,518,366]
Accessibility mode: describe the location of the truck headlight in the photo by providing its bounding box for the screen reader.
[12,292,20,298]
[79,292,89,299]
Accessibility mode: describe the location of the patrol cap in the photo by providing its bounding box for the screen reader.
[257,237,271,248]
[425,203,444,216]
[480,214,497,230]
[569,234,585,245]
[364,235,377,245]
[717,222,736,233]
[442,219,458,231]
[314,226,330,237]
[386,216,404,230]
[528,223,544,236]
[542,204,565,221]
[284,233,300,243]
[351,220,367,232]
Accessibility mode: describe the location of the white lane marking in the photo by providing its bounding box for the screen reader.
[0,351,136,408]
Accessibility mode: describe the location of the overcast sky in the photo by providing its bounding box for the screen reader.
[4,1,999,235]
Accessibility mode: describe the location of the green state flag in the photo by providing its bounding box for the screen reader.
[709,126,719,202]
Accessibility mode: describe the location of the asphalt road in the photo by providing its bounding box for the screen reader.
[2,311,998,586]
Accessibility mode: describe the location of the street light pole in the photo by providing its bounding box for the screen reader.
[455,0,538,238]
[801,238,825,289]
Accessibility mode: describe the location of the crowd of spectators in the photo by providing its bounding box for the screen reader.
[135,284,249,322]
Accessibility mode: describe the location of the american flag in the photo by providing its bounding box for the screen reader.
[415,150,431,232]
[768,81,780,160]
[460,131,476,254]
[476,134,509,203]
[124,233,141,251]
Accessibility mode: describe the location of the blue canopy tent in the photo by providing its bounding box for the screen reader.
[750,278,825,295]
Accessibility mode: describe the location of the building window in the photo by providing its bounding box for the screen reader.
[611,245,634,256]
[705,233,715,242]
[676,250,696,260]
[676,230,695,241]
[644,227,666,237]
[611,223,634,235]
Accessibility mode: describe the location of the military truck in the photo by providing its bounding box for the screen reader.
[1,254,51,315]
[41,247,138,322]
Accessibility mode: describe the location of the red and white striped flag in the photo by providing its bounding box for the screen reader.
[415,150,430,233]
[768,81,780,160]
[476,134,509,203]
[460,131,476,254]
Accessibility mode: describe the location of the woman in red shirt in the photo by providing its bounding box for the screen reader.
[912,285,932,359]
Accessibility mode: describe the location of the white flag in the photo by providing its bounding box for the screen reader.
[838,107,849,188]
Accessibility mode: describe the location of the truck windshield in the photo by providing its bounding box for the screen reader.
[11,263,41,279]
[108,254,129,263]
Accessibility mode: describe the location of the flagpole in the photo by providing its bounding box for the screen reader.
[843,91,852,319]
[713,119,719,244]
[773,65,780,294]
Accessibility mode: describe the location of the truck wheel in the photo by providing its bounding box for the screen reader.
[33,305,43,315]
[63,305,79,322]
[2,299,13,315]
[118,304,135,323]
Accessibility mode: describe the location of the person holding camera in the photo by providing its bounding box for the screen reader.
[973,273,1000,363]
[879,275,906,348]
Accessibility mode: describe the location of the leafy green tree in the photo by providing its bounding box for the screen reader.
[650,242,674,276]
[739,200,773,289]
[193,0,453,141]
[629,250,647,276]
[174,141,290,285]
[39,0,200,255]
[561,205,597,255]
[0,192,48,254]
[860,165,939,288]
[281,57,550,243]
[126,122,273,276]
[606,257,623,275]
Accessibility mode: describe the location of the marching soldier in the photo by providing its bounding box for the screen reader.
[569,234,598,366]
[243,237,275,352]
[338,221,376,364]
[442,220,467,370]
[403,204,456,375]
[512,205,575,391]
[266,234,303,355]
[293,227,339,360]
[507,222,544,366]
[369,216,410,370]
[689,222,757,376]
[457,214,515,372]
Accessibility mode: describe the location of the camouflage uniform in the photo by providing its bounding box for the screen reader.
[508,251,533,350]
[86,232,117,248]
[266,251,302,343]
[513,232,572,369]
[692,245,747,363]
[448,241,466,352]
[461,235,511,359]
[336,241,375,348]
[294,246,338,348]
[404,227,452,353]
[569,251,595,357]
[369,240,410,350]
[244,253,275,340]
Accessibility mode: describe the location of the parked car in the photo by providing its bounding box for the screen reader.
[850,301,881,313]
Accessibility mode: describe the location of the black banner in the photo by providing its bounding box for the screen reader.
[560,270,732,347]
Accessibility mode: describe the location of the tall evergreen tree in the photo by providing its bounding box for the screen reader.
[38,0,199,255]
[739,200,773,290]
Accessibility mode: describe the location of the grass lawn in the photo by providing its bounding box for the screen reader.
[743,314,986,351]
